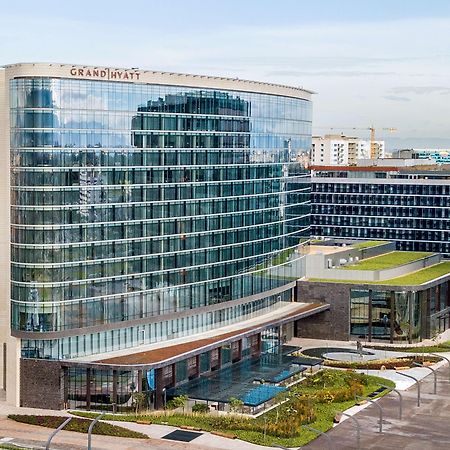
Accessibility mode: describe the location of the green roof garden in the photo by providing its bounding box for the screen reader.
[341,251,433,271]
[308,261,450,286]
[351,240,388,250]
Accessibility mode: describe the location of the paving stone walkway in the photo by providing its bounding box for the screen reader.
[303,357,450,449]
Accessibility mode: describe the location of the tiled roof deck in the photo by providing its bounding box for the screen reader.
[96,302,326,366]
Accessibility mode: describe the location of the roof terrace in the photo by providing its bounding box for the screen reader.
[340,251,433,271]
[308,261,450,287]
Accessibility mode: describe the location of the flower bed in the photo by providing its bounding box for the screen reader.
[364,341,450,353]
[322,354,441,370]
[7,415,148,439]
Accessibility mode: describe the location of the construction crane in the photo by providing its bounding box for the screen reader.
[315,126,397,159]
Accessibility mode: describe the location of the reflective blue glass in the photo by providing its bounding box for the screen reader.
[10,77,312,350]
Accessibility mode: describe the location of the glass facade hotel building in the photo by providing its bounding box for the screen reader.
[0,63,316,409]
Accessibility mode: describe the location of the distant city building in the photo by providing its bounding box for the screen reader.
[311,134,385,166]
[0,63,321,410]
[394,148,450,164]
[311,161,450,255]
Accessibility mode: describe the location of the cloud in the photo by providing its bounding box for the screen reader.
[390,86,450,95]
[383,95,411,102]
[267,70,395,77]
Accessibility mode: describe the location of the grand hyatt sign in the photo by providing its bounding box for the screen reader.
[69,67,141,81]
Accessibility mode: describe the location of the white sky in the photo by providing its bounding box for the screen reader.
[2,0,450,149]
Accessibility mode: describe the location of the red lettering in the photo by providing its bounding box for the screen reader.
[92,69,99,77]
[78,69,84,76]
[100,70,107,77]
[123,72,129,80]
[110,72,117,79]
[70,68,77,76]
[85,69,92,76]
[135,73,140,80]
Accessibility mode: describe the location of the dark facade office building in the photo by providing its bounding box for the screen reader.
[311,165,450,256]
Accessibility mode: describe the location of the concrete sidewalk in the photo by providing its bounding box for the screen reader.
[103,420,281,450]
[0,415,202,450]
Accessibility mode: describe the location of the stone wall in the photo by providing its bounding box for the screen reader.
[20,359,64,410]
[296,282,351,340]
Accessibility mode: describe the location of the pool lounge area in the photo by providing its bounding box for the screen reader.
[166,348,312,412]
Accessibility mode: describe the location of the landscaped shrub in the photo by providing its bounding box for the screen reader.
[323,355,440,370]
[7,415,148,439]
[165,394,188,411]
[228,397,244,413]
[192,403,209,413]
[302,368,364,389]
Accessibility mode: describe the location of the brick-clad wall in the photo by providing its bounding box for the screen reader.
[20,359,64,410]
[296,282,351,340]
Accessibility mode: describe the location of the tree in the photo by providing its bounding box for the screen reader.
[131,392,147,414]
[228,397,244,413]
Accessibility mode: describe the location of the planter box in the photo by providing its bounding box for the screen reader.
[211,430,237,439]
[180,425,203,431]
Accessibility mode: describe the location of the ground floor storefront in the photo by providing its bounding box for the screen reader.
[19,301,328,411]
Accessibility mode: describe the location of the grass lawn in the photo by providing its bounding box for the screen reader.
[365,340,450,353]
[0,446,33,450]
[351,241,387,250]
[341,251,432,270]
[71,370,394,448]
[309,261,450,286]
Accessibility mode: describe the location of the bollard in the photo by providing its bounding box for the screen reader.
[333,410,361,449]
[45,417,72,450]
[87,412,105,450]
[356,395,383,433]
[396,371,421,407]
[431,353,450,382]
[301,424,333,450]
[378,383,403,420]
[412,362,437,394]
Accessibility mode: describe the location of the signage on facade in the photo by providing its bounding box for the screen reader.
[69,67,141,81]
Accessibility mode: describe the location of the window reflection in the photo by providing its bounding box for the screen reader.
[10,77,312,334]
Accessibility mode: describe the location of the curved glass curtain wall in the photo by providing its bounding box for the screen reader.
[10,78,312,334]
